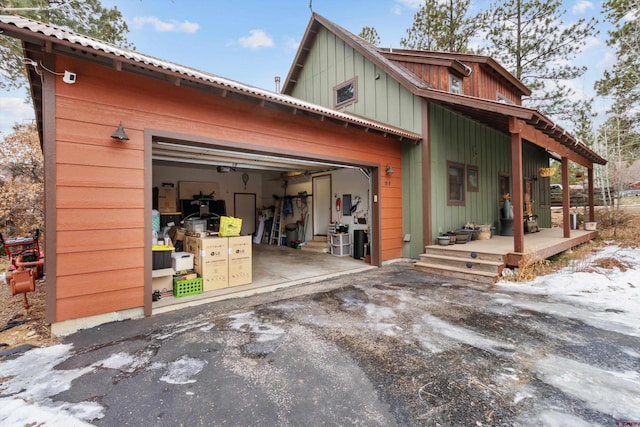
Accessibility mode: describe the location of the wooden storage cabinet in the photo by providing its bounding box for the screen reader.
[329,233,351,257]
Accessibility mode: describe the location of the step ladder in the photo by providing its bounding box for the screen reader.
[268,199,284,245]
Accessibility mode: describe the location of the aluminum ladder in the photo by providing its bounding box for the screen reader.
[268,199,284,245]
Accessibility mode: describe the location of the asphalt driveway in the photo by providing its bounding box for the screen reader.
[2,261,638,426]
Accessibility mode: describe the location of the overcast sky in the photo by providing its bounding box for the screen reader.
[0,0,613,135]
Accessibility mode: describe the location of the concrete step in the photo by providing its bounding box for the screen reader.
[418,253,504,274]
[413,262,498,285]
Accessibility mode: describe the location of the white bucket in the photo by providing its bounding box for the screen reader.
[584,222,597,231]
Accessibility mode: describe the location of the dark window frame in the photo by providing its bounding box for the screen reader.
[334,77,358,108]
[447,161,466,206]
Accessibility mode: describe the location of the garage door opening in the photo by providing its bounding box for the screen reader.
[149,137,378,313]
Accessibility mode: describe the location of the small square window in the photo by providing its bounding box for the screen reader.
[449,75,462,95]
[334,78,357,108]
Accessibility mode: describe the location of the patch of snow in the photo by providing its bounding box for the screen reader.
[620,347,640,358]
[158,355,207,385]
[154,320,211,340]
[522,410,597,427]
[96,351,135,370]
[420,313,515,355]
[498,245,640,337]
[229,311,285,342]
[0,344,104,424]
[0,397,97,426]
[535,354,640,419]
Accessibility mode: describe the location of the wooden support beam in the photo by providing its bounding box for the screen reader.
[562,157,570,238]
[510,118,524,253]
[512,119,593,168]
[588,168,595,222]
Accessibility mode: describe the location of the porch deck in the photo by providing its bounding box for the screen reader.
[416,227,597,284]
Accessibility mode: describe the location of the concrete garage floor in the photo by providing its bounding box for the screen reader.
[153,241,374,314]
[3,262,638,425]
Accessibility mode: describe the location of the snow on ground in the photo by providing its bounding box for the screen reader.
[497,244,640,337]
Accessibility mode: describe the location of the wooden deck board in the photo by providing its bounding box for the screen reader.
[425,228,597,266]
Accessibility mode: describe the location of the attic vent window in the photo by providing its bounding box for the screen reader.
[496,92,514,104]
[334,77,358,108]
[449,74,462,95]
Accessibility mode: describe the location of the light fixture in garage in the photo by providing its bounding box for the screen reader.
[111,122,129,141]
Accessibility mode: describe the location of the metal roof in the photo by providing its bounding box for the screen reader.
[0,14,422,143]
[282,13,606,166]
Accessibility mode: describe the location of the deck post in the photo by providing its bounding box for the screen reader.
[509,118,524,253]
[562,157,570,237]
[588,167,595,222]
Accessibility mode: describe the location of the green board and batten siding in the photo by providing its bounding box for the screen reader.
[289,26,425,258]
[429,104,550,242]
[290,27,422,132]
[290,27,552,258]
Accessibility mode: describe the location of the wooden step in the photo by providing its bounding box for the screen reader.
[413,262,498,285]
[300,240,328,253]
[418,253,504,274]
[424,246,504,262]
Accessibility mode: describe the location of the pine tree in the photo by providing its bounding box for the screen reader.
[359,26,380,46]
[0,123,44,236]
[401,0,482,52]
[480,0,598,121]
[0,0,132,91]
[595,0,639,130]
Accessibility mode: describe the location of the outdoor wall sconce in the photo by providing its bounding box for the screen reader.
[385,164,394,176]
[111,122,129,141]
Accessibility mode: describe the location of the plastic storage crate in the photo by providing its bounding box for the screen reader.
[173,277,203,297]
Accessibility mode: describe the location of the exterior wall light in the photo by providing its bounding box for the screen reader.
[385,165,394,176]
[111,122,129,141]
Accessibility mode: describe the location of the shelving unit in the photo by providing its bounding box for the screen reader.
[329,232,351,257]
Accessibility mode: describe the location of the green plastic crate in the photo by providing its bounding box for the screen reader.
[173,277,203,297]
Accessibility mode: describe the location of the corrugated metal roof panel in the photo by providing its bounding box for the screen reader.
[0,14,422,142]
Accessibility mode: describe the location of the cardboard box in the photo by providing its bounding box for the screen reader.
[157,186,177,213]
[171,251,194,272]
[169,226,185,243]
[228,235,252,287]
[186,236,229,291]
[152,268,174,293]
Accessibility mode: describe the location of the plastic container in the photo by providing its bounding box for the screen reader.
[570,213,579,230]
[152,209,160,232]
[173,277,203,297]
[219,216,242,237]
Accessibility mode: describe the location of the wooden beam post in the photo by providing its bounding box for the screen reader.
[509,118,524,253]
[562,157,570,237]
[588,167,595,222]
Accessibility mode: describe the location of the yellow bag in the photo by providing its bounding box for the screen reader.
[219,216,242,236]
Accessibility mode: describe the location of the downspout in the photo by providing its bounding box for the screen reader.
[42,52,58,324]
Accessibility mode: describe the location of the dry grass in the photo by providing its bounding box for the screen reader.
[505,205,640,282]
[0,257,59,351]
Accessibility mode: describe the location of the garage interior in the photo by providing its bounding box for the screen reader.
[150,138,377,312]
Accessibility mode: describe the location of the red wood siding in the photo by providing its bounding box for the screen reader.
[51,56,404,322]
[394,60,521,104]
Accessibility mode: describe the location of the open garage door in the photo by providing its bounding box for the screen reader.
[150,137,377,312]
